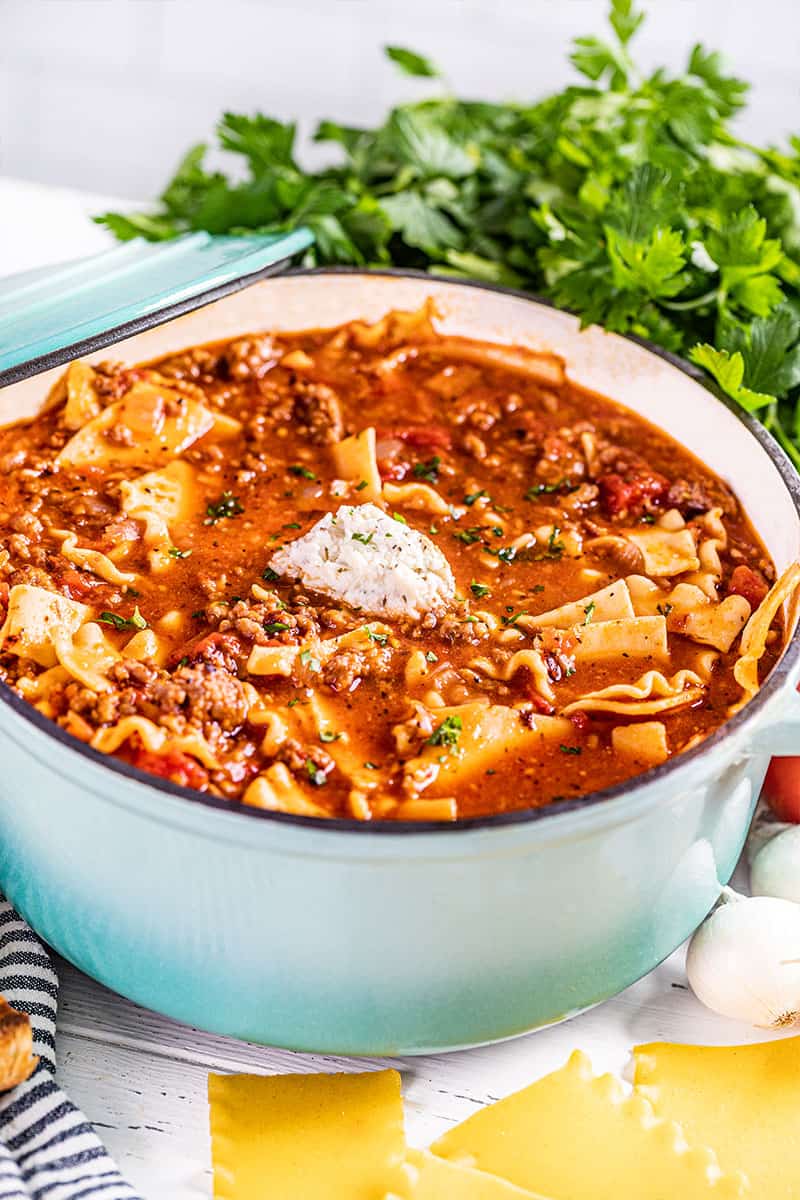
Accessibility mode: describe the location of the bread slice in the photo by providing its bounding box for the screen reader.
[0,997,38,1091]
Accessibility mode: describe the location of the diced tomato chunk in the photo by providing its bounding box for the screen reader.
[128,746,210,792]
[375,425,452,452]
[59,568,105,602]
[728,564,769,610]
[597,470,669,518]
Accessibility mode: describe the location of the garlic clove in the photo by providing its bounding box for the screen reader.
[751,826,800,904]
[686,893,800,1029]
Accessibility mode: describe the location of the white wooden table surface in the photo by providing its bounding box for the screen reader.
[0,176,782,1200]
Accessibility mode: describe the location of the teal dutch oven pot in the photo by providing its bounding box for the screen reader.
[0,270,799,1055]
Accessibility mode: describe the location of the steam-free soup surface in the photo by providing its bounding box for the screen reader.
[0,305,781,820]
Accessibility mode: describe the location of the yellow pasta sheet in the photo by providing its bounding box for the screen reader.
[331,427,382,500]
[399,1149,550,1199]
[627,528,700,576]
[402,703,572,795]
[734,562,800,696]
[56,382,215,468]
[561,668,704,716]
[208,1069,409,1200]
[518,580,634,630]
[430,1051,747,1199]
[572,615,667,662]
[634,1036,800,1200]
[119,460,196,572]
[0,585,88,667]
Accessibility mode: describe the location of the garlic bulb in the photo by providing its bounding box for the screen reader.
[686,891,800,1028]
[745,801,791,865]
[751,826,800,904]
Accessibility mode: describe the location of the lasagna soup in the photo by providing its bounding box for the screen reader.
[0,304,795,821]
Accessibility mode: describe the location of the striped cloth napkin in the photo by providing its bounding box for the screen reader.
[0,897,143,1199]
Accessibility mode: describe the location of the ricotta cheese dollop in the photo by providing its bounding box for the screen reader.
[268,503,455,619]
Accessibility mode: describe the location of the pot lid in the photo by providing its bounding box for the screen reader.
[0,228,314,388]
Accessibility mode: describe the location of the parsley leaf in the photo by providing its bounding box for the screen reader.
[205,492,244,524]
[463,489,488,506]
[384,45,440,79]
[426,715,463,749]
[98,606,148,632]
[412,456,441,483]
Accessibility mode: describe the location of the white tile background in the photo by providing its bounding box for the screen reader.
[0,0,798,202]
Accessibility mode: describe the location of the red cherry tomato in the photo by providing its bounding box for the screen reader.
[129,748,210,792]
[763,757,800,823]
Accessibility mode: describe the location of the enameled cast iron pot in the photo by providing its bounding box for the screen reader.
[1,270,799,1055]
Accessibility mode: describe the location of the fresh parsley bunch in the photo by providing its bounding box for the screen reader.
[98,1,800,466]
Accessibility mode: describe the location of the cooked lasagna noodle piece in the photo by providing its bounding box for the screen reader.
[0,303,793,821]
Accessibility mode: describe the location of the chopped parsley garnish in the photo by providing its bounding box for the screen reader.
[306,759,328,787]
[425,650,438,662]
[365,627,388,646]
[287,697,303,707]
[392,512,408,524]
[657,602,674,616]
[289,464,317,480]
[412,455,441,483]
[364,761,378,770]
[559,745,582,755]
[168,546,191,559]
[524,479,577,499]
[355,479,369,491]
[191,609,205,619]
[319,729,341,743]
[125,586,140,597]
[464,489,488,506]
[98,606,148,632]
[502,609,528,626]
[299,649,321,672]
[470,581,491,598]
[583,601,596,624]
[546,526,565,558]
[426,714,463,749]
[204,491,244,524]
[641,513,656,524]
[531,584,545,594]
[497,546,516,563]
[177,656,189,668]
[264,621,290,634]
[453,527,483,545]
[283,522,301,530]
[262,567,280,582]
[352,531,374,545]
